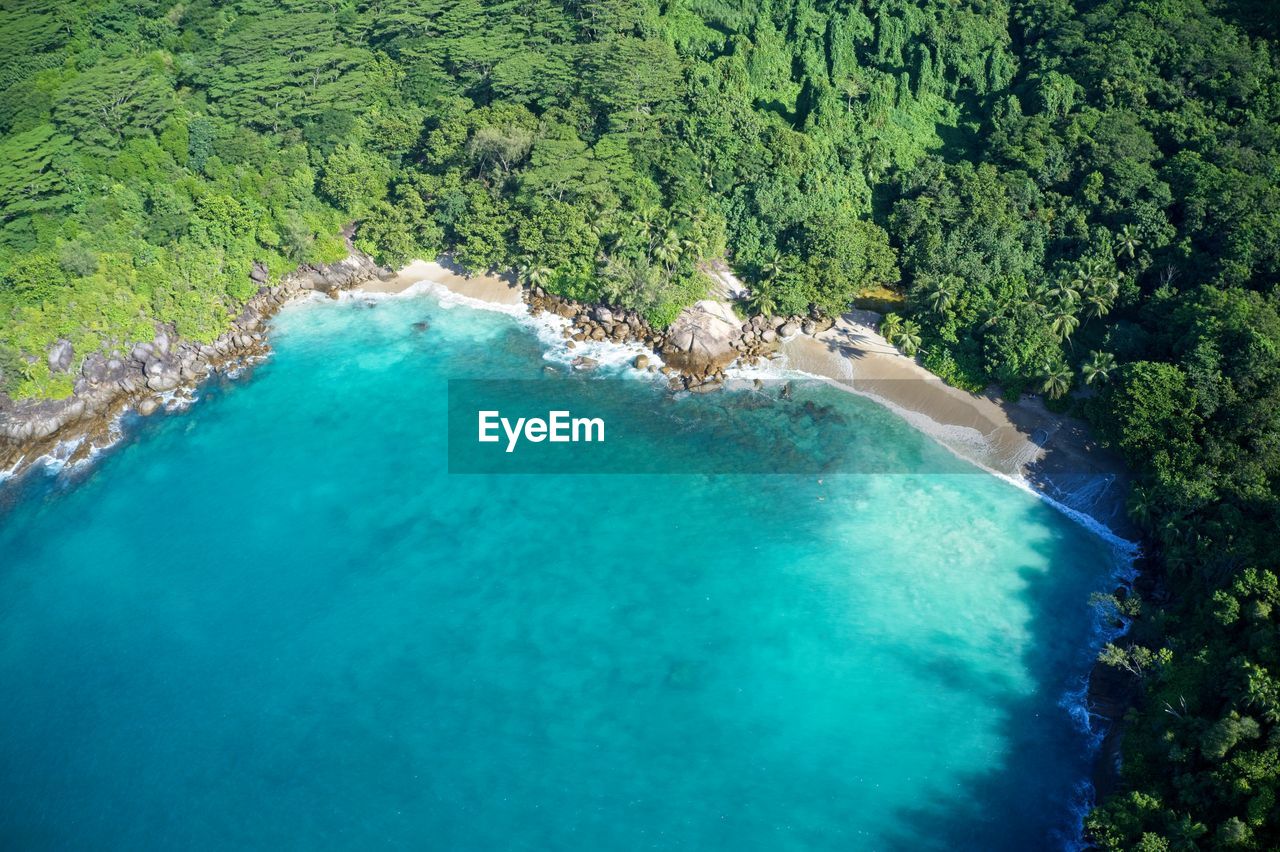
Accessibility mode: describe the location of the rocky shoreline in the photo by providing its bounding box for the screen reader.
[2,253,1140,555]
[525,284,832,393]
[2,251,837,479]
[0,252,389,477]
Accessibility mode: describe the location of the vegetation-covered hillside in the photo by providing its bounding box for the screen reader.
[1,0,1278,847]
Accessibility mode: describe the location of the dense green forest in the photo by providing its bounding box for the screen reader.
[1,0,1278,846]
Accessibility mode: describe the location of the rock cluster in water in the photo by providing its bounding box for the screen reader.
[524,285,833,394]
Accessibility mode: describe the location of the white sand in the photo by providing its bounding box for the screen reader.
[357,258,523,305]
[780,312,1044,476]
[360,257,1114,492]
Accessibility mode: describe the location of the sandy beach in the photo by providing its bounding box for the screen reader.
[783,312,1036,475]
[360,258,1133,536]
[779,312,1132,534]
[358,257,523,305]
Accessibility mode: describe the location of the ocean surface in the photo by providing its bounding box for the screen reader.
[0,289,1128,850]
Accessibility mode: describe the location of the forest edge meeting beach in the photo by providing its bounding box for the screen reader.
[0,249,1133,542]
[359,257,1133,538]
[0,245,1136,544]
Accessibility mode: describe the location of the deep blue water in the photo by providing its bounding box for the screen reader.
[0,291,1125,850]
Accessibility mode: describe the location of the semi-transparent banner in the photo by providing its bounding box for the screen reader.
[447,378,1122,480]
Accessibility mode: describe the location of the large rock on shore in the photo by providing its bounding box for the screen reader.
[295,253,382,291]
[144,356,181,391]
[47,339,73,373]
[660,300,742,373]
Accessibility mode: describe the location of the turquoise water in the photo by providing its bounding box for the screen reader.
[0,291,1124,850]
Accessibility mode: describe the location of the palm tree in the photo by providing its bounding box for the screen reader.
[1069,260,1094,294]
[759,248,784,283]
[895,319,923,357]
[1082,270,1119,318]
[687,208,706,236]
[1041,362,1072,399]
[924,275,958,315]
[1083,290,1112,319]
[1073,257,1118,305]
[1242,664,1280,724]
[1050,308,1079,341]
[629,213,652,249]
[1166,814,1207,852]
[1127,485,1155,531]
[17,359,38,384]
[529,266,552,288]
[596,259,627,304]
[1029,282,1053,310]
[879,312,903,343]
[747,282,777,317]
[516,259,551,289]
[655,229,682,268]
[1082,350,1116,385]
[1115,224,1140,261]
[1047,277,1080,307]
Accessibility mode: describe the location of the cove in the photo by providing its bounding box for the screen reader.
[0,290,1127,850]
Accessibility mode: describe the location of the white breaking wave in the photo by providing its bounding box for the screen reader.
[4,286,1140,850]
[332,280,663,375]
[335,280,527,317]
[727,351,1139,550]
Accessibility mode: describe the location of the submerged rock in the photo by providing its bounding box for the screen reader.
[688,380,724,394]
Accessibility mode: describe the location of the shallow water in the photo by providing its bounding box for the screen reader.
[0,292,1125,850]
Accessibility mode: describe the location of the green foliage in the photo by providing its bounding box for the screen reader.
[198,9,377,135]
[52,55,175,149]
[320,144,392,218]
[0,125,75,223]
[790,208,898,316]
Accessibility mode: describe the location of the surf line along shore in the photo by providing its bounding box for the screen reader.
[0,250,1139,846]
[359,257,1133,539]
[2,250,1131,543]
